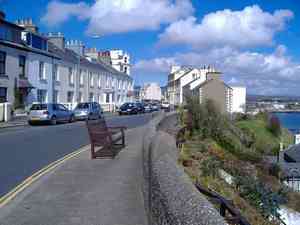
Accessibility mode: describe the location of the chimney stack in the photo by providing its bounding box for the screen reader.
[47,32,65,50]
[16,18,39,33]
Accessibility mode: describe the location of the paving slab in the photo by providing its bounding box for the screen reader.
[0,126,148,225]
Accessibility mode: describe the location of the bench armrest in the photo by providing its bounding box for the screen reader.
[89,131,114,136]
[107,126,127,130]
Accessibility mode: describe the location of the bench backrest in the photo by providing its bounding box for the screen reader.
[86,119,112,145]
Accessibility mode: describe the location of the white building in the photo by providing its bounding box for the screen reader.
[0,14,134,113]
[141,83,161,101]
[167,65,246,114]
[231,86,246,113]
[167,65,216,105]
[110,50,130,76]
[86,49,131,76]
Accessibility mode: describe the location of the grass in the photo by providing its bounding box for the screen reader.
[236,118,294,155]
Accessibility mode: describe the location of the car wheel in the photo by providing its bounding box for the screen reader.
[50,116,57,125]
[28,121,34,126]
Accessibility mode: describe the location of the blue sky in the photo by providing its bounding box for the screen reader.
[1,0,300,95]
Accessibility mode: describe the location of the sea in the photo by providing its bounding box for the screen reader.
[274,112,300,134]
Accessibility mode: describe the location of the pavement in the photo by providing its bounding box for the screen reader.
[0,125,148,225]
[0,113,152,198]
[0,116,28,129]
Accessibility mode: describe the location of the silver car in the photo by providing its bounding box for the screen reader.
[28,103,75,125]
[74,102,103,120]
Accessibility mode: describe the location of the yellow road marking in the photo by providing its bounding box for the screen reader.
[0,145,89,208]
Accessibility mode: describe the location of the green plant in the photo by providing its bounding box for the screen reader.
[200,155,222,177]
[235,175,287,220]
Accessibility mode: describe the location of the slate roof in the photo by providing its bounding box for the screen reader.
[0,39,60,59]
[193,78,233,90]
[284,144,300,162]
[48,42,132,80]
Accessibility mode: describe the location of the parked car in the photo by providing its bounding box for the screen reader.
[28,103,75,125]
[118,102,139,115]
[135,102,145,114]
[151,103,160,111]
[74,102,103,120]
[161,101,170,110]
[143,104,152,113]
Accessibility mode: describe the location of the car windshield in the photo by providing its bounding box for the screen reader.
[30,104,47,110]
[76,103,89,109]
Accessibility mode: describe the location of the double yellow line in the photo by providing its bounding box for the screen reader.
[0,146,88,208]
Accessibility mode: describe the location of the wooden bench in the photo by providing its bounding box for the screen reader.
[86,119,126,159]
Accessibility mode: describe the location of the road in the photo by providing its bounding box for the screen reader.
[0,114,152,198]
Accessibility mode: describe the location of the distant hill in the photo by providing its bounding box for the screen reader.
[247,94,300,102]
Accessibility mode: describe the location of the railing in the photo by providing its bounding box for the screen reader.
[195,183,251,225]
[101,103,116,112]
[283,169,300,192]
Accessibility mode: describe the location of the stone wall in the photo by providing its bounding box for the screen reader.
[142,112,227,225]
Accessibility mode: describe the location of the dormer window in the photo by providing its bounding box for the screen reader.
[24,32,48,51]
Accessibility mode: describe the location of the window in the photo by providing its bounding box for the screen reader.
[78,92,83,102]
[0,26,20,43]
[90,73,94,87]
[26,33,47,51]
[18,55,26,78]
[79,70,84,86]
[98,75,101,88]
[0,51,6,76]
[37,89,47,103]
[39,61,45,80]
[124,57,127,63]
[0,87,7,103]
[53,64,59,82]
[106,93,110,103]
[124,67,127,74]
[53,90,59,103]
[68,67,74,85]
[58,104,68,111]
[89,92,94,102]
[105,76,109,88]
[67,91,74,103]
[76,103,89,109]
[98,94,101,103]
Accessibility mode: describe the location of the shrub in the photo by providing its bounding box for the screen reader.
[268,115,281,137]
[200,155,222,178]
[235,175,288,220]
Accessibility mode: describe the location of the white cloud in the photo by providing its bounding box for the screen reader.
[133,46,300,95]
[134,57,177,73]
[41,0,194,35]
[158,5,293,49]
[41,1,90,26]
